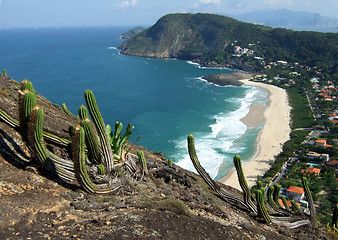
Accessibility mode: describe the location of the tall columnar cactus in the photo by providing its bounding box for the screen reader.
[302,177,317,226]
[273,184,282,208]
[256,190,272,224]
[34,108,75,181]
[80,120,102,164]
[291,200,304,216]
[281,195,291,211]
[267,186,280,212]
[23,92,37,121]
[72,127,119,194]
[3,69,7,77]
[257,180,264,189]
[84,89,113,172]
[78,105,89,120]
[21,80,36,95]
[137,150,147,175]
[233,155,257,214]
[187,135,246,209]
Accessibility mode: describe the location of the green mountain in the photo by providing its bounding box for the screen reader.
[119,13,337,72]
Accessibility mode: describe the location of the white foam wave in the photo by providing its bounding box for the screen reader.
[108,46,117,50]
[175,86,263,179]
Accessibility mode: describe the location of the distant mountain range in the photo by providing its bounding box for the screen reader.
[228,9,338,32]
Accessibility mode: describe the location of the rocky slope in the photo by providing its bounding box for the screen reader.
[0,74,335,239]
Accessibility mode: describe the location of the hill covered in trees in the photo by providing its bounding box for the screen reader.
[119,13,337,73]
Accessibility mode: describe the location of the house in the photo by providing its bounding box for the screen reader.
[287,186,305,202]
[301,167,321,175]
[315,139,327,147]
[326,160,338,169]
[307,151,329,161]
[315,139,332,147]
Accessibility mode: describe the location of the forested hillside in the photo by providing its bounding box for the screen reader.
[119,13,337,73]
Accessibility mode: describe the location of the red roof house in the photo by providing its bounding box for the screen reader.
[301,167,321,175]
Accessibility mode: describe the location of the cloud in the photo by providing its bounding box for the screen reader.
[200,0,221,4]
[117,0,137,9]
[193,0,221,8]
[264,0,295,7]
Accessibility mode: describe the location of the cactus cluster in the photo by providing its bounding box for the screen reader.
[0,79,141,194]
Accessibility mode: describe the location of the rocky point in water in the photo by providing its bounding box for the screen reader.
[202,72,252,86]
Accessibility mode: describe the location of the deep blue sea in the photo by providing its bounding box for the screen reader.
[0,26,269,180]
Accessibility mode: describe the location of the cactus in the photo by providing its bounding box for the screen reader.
[137,150,147,174]
[168,158,173,167]
[257,180,264,189]
[23,92,37,121]
[302,177,317,226]
[291,200,304,216]
[78,105,89,120]
[62,103,77,118]
[21,80,36,95]
[256,190,272,224]
[281,195,291,211]
[233,155,257,214]
[84,89,113,172]
[80,120,102,164]
[34,108,75,181]
[273,184,282,208]
[72,127,119,194]
[267,186,280,212]
[109,121,134,160]
[97,164,106,175]
[3,69,7,77]
[187,135,246,209]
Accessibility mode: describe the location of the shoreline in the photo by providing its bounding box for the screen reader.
[220,79,291,190]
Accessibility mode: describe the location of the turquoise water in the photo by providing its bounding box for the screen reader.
[0,27,269,180]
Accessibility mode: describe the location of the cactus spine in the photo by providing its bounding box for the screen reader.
[233,155,257,214]
[84,89,113,172]
[302,177,317,226]
[256,190,272,224]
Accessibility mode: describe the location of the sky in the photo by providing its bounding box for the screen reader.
[0,0,337,28]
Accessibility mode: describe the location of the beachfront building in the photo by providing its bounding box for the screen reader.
[307,151,329,162]
[301,167,321,176]
[287,186,305,202]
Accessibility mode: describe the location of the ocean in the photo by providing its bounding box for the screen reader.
[0,26,269,180]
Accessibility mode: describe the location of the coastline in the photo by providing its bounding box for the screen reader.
[220,79,291,190]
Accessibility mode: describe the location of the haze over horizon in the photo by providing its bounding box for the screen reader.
[0,0,337,28]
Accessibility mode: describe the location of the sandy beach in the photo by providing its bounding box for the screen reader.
[220,79,291,190]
